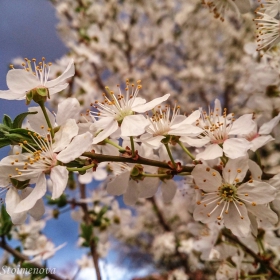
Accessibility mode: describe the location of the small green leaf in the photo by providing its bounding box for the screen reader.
[13,111,38,129]
[80,223,93,246]
[0,138,11,148]
[2,115,13,128]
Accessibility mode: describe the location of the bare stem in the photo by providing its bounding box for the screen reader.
[0,237,65,280]
[79,183,102,280]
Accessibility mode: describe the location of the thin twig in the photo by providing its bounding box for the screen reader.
[0,237,66,280]
[222,229,280,278]
[79,183,102,280]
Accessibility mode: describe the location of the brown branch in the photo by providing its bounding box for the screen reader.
[222,229,280,278]
[148,197,171,232]
[0,237,65,280]
[82,152,193,173]
[79,183,102,280]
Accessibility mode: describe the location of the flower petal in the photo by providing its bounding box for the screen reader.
[20,187,45,220]
[45,59,75,88]
[133,94,170,113]
[56,98,80,124]
[229,114,255,136]
[15,173,47,213]
[138,177,159,198]
[193,202,220,223]
[6,187,27,224]
[224,202,251,237]
[223,156,248,184]
[259,113,280,135]
[7,69,39,93]
[27,106,55,133]
[121,115,149,137]
[223,138,251,159]
[56,132,93,163]
[250,135,274,152]
[0,89,26,100]
[192,164,222,192]
[50,166,68,199]
[238,181,276,204]
[107,171,130,196]
[49,83,69,95]
[180,136,210,147]
[123,180,139,206]
[248,160,262,180]
[169,124,203,137]
[161,180,177,203]
[92,118,118,144]
[53,119,79,153]
[196,144,223,160]
[247,204,278,225]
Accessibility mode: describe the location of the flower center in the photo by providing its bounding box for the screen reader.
[91,80,142,122]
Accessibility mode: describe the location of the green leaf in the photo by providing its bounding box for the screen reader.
[80,223,93,246]
[21,262,47,279]
[2,115,13,128]
[13,111,38,129]
[0,205,12,236]
[0,138,11,148]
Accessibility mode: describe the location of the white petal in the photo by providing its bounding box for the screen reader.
[247,204,278,225]
[224,203,251,237]
[123,180,139,206]
[46,59,75,88]
[27,106,55,133]
[79,171,93,184]
[248,160,262,180]
[7,69,39,93]
[50,166,68,199]
[92,119,118,144]
[259,113,280,135]
[130,97,146,107]
[138,177,159,198]
[107,171,130,195]
[192,164,222,192]
[15,173,47,213]
[6,187,27,224]
[0,89,25,100]
[133,94,170,113]
[223,138,251,159]
[21,187,45,220]
[196,144,223,160]
[229,114,255,136]
[161,180,177,203]
[180,136,210,147]
[223,156,248,184]
[169,124,203,137]
[49,83,69,95]
[57,132,93,163]
[121,115,149,137]
[53,119,79,152]
[250,135,274,152]
[140,134,165,148]
[193,202,220,223]
[56,98,80,124]
[238,181,276,204]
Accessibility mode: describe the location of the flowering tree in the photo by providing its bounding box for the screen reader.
[0,0,280,280]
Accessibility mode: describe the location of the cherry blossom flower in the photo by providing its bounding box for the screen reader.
[0,119,92,214]
[91,80,170,144]
[181,99,255,160]
[192,157,277,237]
[22,235,66,263]
[245,113,280,151]
[140,106,203,148]
[0,57,74,100]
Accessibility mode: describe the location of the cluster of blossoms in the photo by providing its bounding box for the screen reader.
[0,1,280,280]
